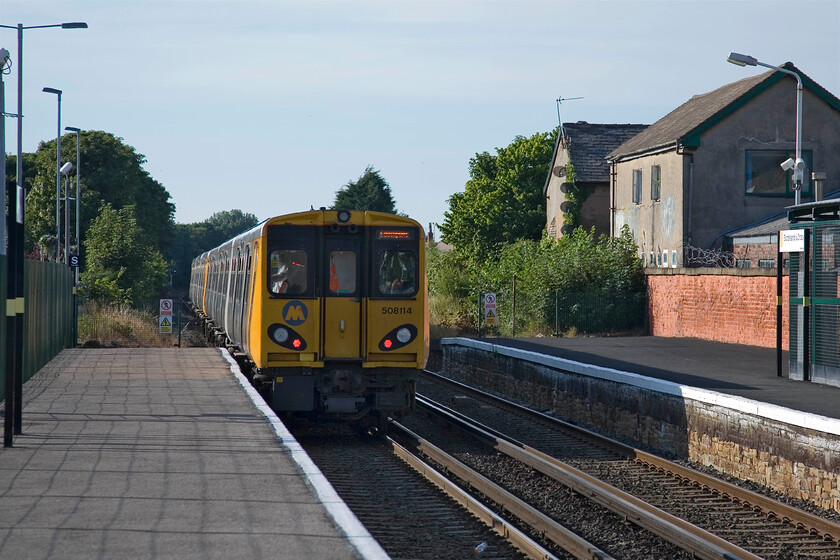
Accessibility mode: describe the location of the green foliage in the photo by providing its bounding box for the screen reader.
[81,204,168,303]
[428,226,645,335]
[169,209,259,288]
[21,131,175,260]
[438,129,556,264]
[561,161,591,232]
[332,166,397,213]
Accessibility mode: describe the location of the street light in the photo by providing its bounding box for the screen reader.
[0,47,10,256]
[42,86,62,261]
[65,126,81,283]
[727,52,804,205]
[60,161,73,266]
[0,21,88,446]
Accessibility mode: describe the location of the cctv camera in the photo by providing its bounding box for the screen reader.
[0,48,9,64]
[60,162,74,175]
[780,158,795,171]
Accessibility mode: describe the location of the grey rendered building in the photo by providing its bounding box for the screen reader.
[607,63,840,267]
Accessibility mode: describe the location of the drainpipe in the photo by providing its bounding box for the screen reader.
[609,161,616,237]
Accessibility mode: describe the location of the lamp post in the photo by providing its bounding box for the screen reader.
[60,161,73,266]
[0,47,9,256]
[727,52,804,206]
[65,126,81,283]
[42,86,62,260]
[0,21,88,446]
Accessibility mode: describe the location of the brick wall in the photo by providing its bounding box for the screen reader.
[646,268,789,350]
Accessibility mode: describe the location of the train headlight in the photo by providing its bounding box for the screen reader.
[272,327,290,344]
[396,327,412,344]
[268,323,307,351]
[378,324,418,351]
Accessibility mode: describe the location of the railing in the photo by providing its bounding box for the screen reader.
[0,258,74,401]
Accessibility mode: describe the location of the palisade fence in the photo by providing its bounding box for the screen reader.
[475,289,647,336]
[0,258,74,402]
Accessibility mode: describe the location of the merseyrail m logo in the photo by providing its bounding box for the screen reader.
[282,300,308,326]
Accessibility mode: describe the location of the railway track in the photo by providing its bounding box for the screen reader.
[291,426,539,560]
[407,369,840,559]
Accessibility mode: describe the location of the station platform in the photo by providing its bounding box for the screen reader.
[0,348,385,560]
[479,336,840,421]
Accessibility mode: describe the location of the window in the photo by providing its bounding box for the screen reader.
[745,150,813,196]
[269,249,308,295]
[650,165,661,200]
[632,169,642,203]
[328,250,356,295]
[377,250,417,296]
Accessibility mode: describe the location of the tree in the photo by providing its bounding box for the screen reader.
[22,131,175,261]
[438,130,556,264]
[82,204,168,303]
[169,210,259,289]
[332,166,397,213]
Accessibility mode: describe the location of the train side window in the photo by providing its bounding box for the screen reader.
[377,250,416,295]
[328,250,356,295]
[270,249,308,295]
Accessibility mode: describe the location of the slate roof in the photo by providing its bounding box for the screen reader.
[608,63,840,161]
[558,122,649,183]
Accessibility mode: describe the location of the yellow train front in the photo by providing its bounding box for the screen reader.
[189,209,428,422]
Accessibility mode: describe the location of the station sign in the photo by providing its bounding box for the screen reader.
[779,230,805,253]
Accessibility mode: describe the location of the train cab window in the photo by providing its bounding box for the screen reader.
[328,250,356,295]
[270,249,308,295]
[377,250,416,296]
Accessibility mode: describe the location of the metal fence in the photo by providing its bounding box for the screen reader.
[77,297,203,348]
[476,290,647,337]
[0,259,74,402]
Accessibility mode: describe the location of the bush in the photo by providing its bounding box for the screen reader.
[428,225,645,336]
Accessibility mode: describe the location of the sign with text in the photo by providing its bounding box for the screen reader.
[779,229,805,253]
[484,293,497,325]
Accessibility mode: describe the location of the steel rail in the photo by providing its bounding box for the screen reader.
[388,420,614,560]
[416,394,763,560]
[422,368,840,543]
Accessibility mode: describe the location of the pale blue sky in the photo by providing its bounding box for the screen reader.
[1,0,839,233]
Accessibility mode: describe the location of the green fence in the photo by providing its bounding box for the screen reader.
[476,289,646,336]
[0,258,74,402]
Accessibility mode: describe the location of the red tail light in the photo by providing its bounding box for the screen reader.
[383,339,393,349]
[292,339,302,348]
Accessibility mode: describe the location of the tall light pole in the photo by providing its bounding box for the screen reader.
[0,21,88,445]
[727,52,804,206]
[0,47,9,257]
[65,126,81,283]
[42,86,62,260]
[60,161,73,265]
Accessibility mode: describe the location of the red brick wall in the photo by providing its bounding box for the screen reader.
[646,270,789,349]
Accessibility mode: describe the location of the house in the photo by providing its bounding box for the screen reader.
[544,122,648,239]
[607,63,840,268]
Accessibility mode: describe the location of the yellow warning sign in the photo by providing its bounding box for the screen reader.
[159,316,172,333]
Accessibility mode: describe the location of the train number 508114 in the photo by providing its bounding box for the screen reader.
[381,307,412,315]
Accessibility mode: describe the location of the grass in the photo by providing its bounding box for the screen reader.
[78,301,183,348]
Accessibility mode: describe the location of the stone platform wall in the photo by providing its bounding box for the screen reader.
[442,338,840,512]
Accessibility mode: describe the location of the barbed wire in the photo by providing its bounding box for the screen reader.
[681,244,736,268]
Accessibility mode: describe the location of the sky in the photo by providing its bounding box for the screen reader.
[1,0,839,235]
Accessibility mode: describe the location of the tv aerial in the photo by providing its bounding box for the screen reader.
[556,95,583,133]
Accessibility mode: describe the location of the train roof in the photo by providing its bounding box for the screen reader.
[191,209,424,265]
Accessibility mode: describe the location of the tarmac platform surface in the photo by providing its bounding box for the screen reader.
[0,348,383,560]
[479,336,840,420]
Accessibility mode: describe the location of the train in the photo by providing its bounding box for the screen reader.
[189,208,428,424]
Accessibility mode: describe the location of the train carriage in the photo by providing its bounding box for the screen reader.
[189,209,428,422]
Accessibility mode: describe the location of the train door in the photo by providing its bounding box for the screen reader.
[323,233,362,359]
